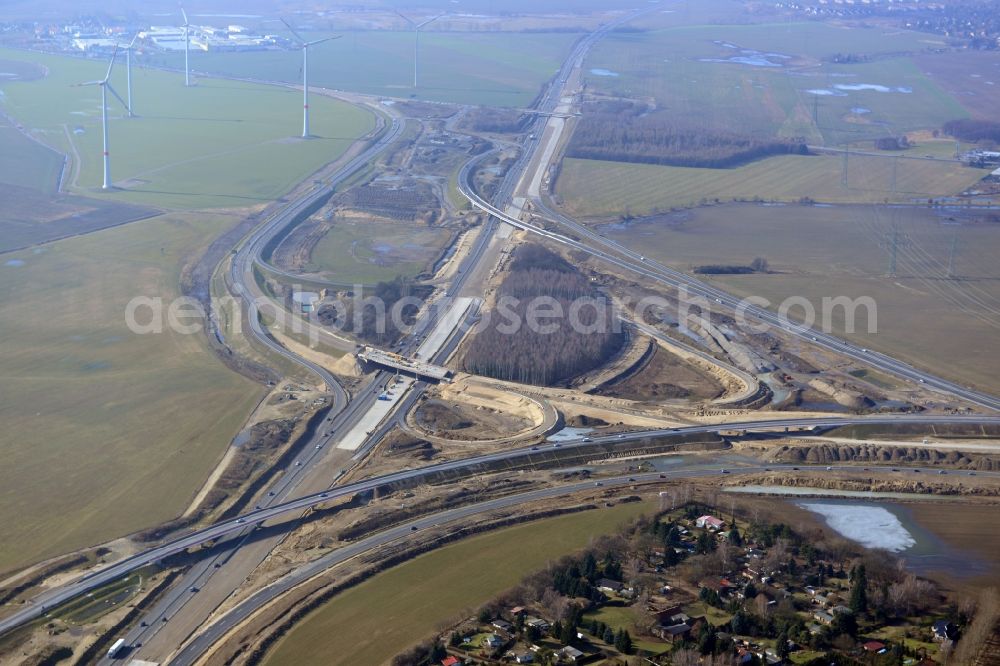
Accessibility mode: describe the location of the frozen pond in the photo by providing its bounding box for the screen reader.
[797,501,916,552]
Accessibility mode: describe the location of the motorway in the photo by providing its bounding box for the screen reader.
[458,166,1000,413]
[79,10,630,661]
[7,5,1000,664]
[170,454,1000,665]
[3,413,1000,646]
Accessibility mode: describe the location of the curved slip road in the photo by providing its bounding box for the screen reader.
[174,454,1000,665]
[2,412,999,641]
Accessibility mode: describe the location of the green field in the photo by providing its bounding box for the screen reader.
[0,114,63,192]
[304,220,451,284]
[582,22,962,145]
[603,202,1000,394]
[264,502,649,666]
[0,48,375,209]
[0,214,261,573]
[145,31,579,108]
[557,152,985,218]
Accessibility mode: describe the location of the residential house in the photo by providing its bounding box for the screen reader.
[514,653,534,664]
[813,594,831,607]
[933,620,955,642]
[761,649,783,665]
[441,657,462,666]
[596,578,623,594]
[649,604,685,624]
[696,515,726,531]
[831,605,852,616]
[483,634,504,649]
[492,619,513,632]
[863,640,887,653]
[559,646,585,662]
[525,617,550,632]
[655,622,691,642]
[814,610,834,624]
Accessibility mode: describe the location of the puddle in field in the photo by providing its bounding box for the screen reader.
[5,259,25,267]
[590,68,619,77]
[701,42,791,68]
[808,83,912,95]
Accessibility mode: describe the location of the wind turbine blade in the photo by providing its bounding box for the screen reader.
[129,32,139,48]
[416,14,444,29]
[394,10,416,27]
[106,83,129,112]
[74,80,103,87]
[306,35,341,47]
[180,6,189,25]
[281,18,305,44]
[104,45,119,81]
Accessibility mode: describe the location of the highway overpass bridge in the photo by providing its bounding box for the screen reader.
[357,346,452,382]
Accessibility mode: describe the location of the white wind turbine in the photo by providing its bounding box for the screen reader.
[281,19,340,138]
[75,47,129,190]
[121,33,139,116]
[180,7,192,86]
[395,11,444,88]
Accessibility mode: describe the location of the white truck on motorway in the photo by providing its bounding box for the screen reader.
[107,638,126,659]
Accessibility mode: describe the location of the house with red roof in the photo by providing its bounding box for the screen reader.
[696,515,726,531]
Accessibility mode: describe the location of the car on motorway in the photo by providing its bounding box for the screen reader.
[659,473,666,479]
[720,468,729,474]
[553,443,562,448]
[410,525,418,531]
[628,477,636,482]
[617,434,625,439]
[268,491,275,497]
[190,586,199,593]
[595,481,603,486]
[938,470,946,475]
[531,446,539,451]
[294,460,302,466]
[582,437,593,442]
[237,518,246,524]
[826,466,832,471]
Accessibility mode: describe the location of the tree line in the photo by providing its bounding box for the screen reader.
[943,118,1000,144]
[567,102,809,169]
[463,244,624,386]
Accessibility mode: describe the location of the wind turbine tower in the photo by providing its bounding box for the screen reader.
[395,11,444,88]
[181,7,191,86]
[123,33,139,116]
[76,48,129,190]
[281,19,340,138]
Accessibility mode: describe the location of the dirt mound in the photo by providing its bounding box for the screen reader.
[763,442,1000,470]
